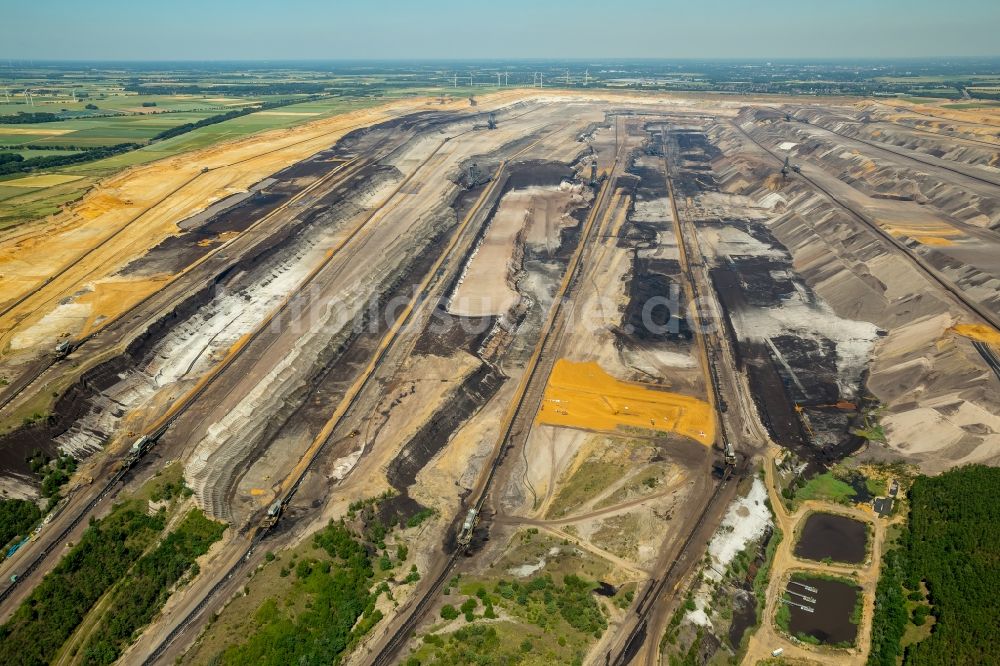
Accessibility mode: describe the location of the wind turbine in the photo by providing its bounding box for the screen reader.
[453,73,458,88]
[504,71,509,86]
[2,88,9,103]
[24,89,34,107]
[497,72,502,87]
[565,69,570,85]
[585,69,590,85]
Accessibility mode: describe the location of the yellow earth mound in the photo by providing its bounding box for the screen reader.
[537,359,715,446]
[950,323,1000,346]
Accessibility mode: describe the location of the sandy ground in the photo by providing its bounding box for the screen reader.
[536,359,715,446]
[0,92,534,361]
[10,91,999,665]
[711,115,1000,473]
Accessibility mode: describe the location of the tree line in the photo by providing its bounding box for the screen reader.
[867,465,999,666]
[0,94,327,177]
[0,143,140,177]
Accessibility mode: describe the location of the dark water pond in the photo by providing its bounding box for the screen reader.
[794,512,867,564]
[787,576,860,646]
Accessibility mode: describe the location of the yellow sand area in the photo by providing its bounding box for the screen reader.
[950,323,1000,346]
[537,359,715,446]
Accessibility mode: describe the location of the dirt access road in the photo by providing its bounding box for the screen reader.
[741,446,896,665]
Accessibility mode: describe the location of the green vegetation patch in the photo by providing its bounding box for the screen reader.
[0,498,42,555]
[414,574,607,665]
[27,450,78,511]
[203,521,383,665]
[547,460,623,518]
[0,500,164,666]
[790,471,856,505]
[867,465,1000,666]
[594,462,670,510]
[409,623,546,666]
[79,509,225,665]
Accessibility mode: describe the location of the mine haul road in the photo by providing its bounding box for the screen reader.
[133,109,562,666]
[367,118,633,666]
[732,120,1000,335]
[0,151,387,617]
[0,102,539,621]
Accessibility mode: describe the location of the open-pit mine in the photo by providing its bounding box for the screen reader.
[1,89,998,666]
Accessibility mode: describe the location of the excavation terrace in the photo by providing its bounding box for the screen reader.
[0,90,999,666]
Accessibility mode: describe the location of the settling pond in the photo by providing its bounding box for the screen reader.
[794,512,868,564]
[787,575,860,646]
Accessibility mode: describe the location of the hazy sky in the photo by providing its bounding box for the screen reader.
[4,0,998,60]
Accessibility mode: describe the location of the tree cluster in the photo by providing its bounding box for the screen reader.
[868,465,1000,665]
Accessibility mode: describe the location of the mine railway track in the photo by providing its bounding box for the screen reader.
[972,340,1000,383]
[609,459,745,665]
[0,113,389,324]
[0,155,367,415]
[0,111,492,611]
[370,122,629,666]
[138,108,556,665]
[732,121,1000,334]
[602,131,740,665]
[785,115,1000,190]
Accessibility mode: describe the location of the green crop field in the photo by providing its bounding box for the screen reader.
[0,93,396,229]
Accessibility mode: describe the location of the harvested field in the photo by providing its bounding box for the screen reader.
[1,174,85,188]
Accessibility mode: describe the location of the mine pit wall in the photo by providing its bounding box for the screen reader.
[377,161,590,531]
[0,110,476,493]
[0,165,406,492]
[122,109,462,278]
[788,106,1000,170]
[665,124,872,471]
[707,120,1000,471]
[0,174,333,485]
[737,107,1000,231]
[192,171,472,521]
[215,214,464,523]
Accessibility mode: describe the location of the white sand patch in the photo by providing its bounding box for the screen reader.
[331,449,364,481]
[508,558,546,577]
[777,141,799,151]
[700,225,787,260]
[10,301,90,350]
[685,608,712,627]
[706,477,771,578]
[757,192,787,209]
[646,349,698,369]
[731,291,878,394]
